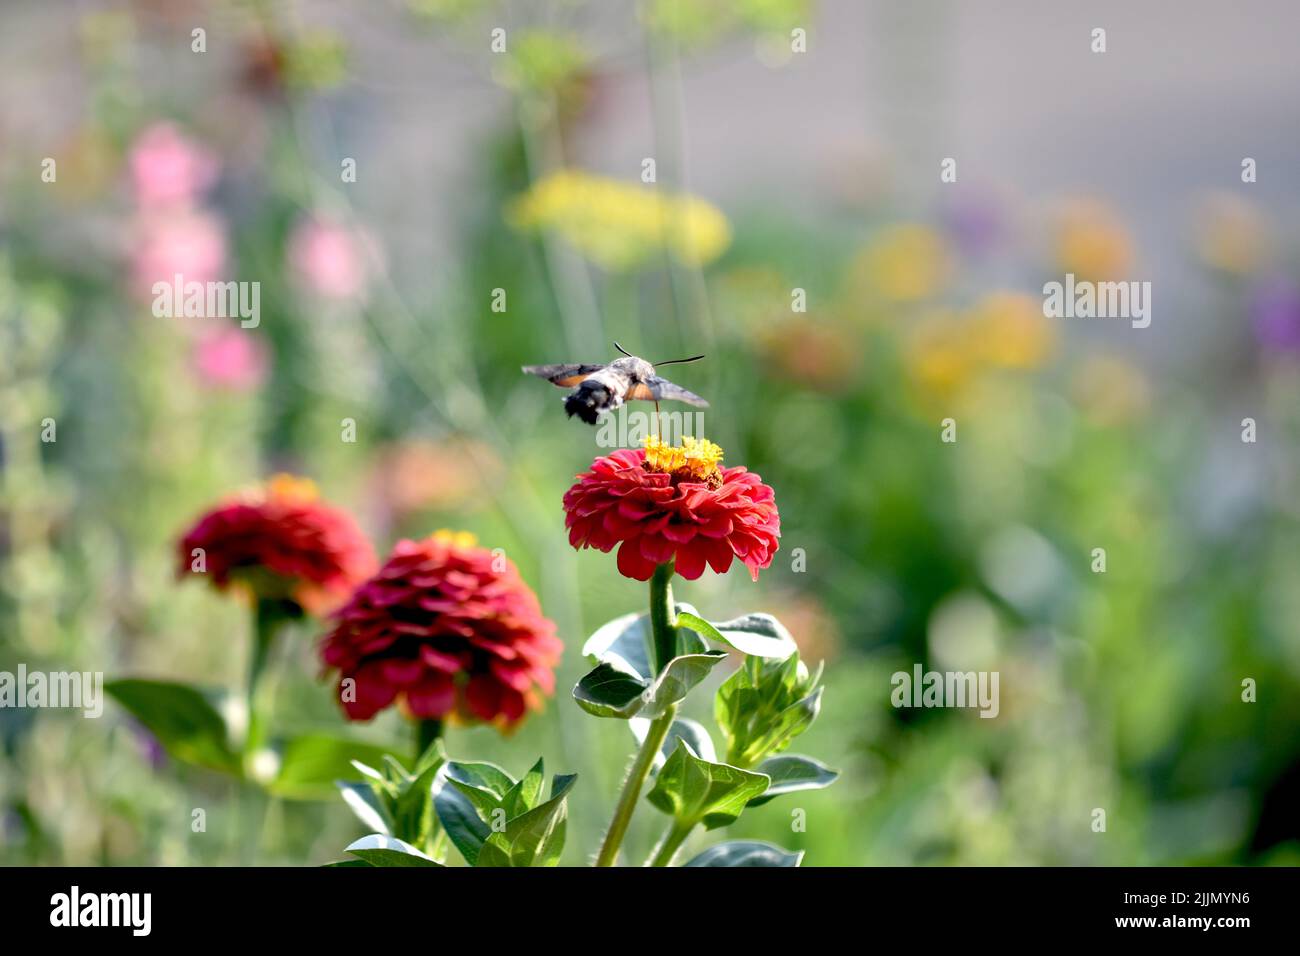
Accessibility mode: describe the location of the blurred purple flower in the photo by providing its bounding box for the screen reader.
[1251,277,1300,352]
[129,720,169,770]
[193,327,268,391]
[941,190,1005,259]
[129,122,219,209]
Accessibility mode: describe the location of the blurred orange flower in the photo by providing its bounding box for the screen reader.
[756,316,863,392]
[1051,199,1133,282]
[903,309,976,399]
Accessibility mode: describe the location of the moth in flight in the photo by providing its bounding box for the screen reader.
[522,343,708,424]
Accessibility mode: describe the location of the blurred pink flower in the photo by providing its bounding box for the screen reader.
[129,123,218,209]
[288,216,372,301]
[193,327,268,391]
[132,210,227,297]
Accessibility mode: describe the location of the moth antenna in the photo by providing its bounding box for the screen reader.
[651,353,706,368]
[613,342,634,358]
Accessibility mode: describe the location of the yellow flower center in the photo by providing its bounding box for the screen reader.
[431,528,479,549]
[643,435,724,484]
[265,473,319,502]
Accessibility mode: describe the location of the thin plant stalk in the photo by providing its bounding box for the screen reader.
[594,704,676,867]
[595,563,681,866]
[646,819,694,867]
[415,718,443,764]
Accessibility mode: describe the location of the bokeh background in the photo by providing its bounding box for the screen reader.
[3,0,1300,866]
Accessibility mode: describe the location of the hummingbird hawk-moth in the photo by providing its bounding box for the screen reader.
[522,343,708,424]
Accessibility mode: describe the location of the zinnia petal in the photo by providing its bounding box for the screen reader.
[320,534,560,728]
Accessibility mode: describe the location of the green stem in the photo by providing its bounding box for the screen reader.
[646,819,694,867]
[415,718,443,765]
[594,704,677,867]
[649,562,677,674]
[245,599,284,757]
[410,719,445,858]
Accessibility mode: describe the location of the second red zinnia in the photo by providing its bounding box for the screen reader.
[319,531,561,727]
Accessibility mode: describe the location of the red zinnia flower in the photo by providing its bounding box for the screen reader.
[319,531,562,727]
[563,436,780,581]
[177,474,375,615]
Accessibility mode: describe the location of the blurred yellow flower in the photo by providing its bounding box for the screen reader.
[903,293,1053,407]
[1052,199,1133,281]
[967,292,1056,369]
[508,170,731,271]
[856,224,950,303]
[903,309,977,398]
[1193,194,1270,276]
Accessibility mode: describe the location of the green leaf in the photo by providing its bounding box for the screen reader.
[572,660,648,718]
[630,716,717,772]
[337,782,392,834]
[715,651,824,767]
[676,612,796,659]
[574,650,725,720]
[106,679,239,774]
[350,760,386,783]
[768,687,824,749]
[270,733,397,800]
[447,777,504,821]
[444,760,515,798]
[345,834,443,867]
[583,603,704,680]
[502,757,545,818]
[582,611,652,678]
[646,741,770,830]
[351,758,400,801]
[476,773,577,867]
[392,761,442,846]
[683,841,804,867]
[747,754,840,806]
[638,651,727,719]
[413,738,447,776]
[382,754,413,786]
[433,776,491,866]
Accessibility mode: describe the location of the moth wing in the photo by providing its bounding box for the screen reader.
[628,376,709,407]
[521,363,606,387]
